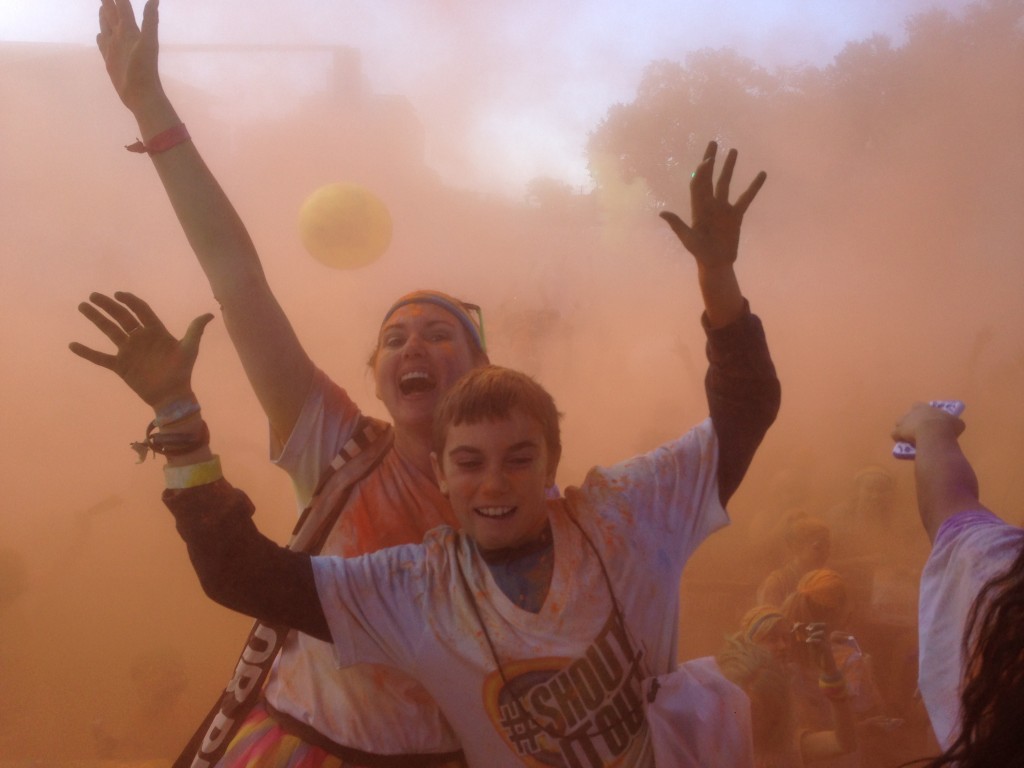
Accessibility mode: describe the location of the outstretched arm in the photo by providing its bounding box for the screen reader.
[70,292,329,640]
[892,402,983,542]
[165,479,330,642]
[97,0,314,445]
[660,141,766,329]
[662,142,778,504]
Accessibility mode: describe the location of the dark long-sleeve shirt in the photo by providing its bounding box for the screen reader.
[165,303,780,641]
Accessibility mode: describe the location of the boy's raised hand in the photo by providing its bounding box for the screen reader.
[70,291,213,412]
[660,141,766,271]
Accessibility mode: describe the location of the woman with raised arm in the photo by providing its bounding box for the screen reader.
[96,0,490,764]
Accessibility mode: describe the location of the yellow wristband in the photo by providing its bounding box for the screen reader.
[163,456,223,489]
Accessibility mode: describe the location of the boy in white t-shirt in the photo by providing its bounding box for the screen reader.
[165,341,776,768]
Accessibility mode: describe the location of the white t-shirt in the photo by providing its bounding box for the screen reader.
[313,418,727,767]
[918,510,1024,749]
[664,656,755,768]
[263,368,461,754]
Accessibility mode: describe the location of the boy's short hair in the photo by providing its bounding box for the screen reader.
[432,365,562,465]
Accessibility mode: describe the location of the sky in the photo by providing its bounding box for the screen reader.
[0,0,977,194]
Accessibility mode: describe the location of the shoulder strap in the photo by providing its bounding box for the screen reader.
[288,416,394,554]
[173,415,393,768]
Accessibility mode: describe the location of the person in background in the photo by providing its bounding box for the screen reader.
[781,569,883,767]
[893,402,1024,767]
[739,605,793,661]
[716,625,857,768]
[756,514,832,607]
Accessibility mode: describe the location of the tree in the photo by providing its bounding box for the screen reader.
[587,50,777,208]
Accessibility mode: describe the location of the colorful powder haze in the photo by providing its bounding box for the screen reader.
[1,0,1023,759]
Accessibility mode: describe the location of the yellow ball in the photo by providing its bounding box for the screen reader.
[298,182,392,269]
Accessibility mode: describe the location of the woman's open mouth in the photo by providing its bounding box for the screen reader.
[399,371,436,395]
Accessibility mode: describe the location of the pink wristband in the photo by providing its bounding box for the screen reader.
[125,123,191,155]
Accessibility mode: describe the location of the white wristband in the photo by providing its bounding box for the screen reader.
[155,396,202,428]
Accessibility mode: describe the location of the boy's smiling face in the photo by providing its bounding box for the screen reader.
[431,408,556,552]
